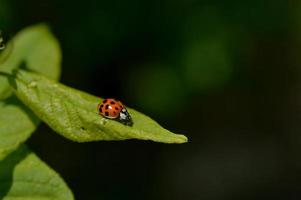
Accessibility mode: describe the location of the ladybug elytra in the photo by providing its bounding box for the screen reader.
[98,98,133,126]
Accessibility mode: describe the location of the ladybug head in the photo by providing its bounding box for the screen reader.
[118,108,133,126]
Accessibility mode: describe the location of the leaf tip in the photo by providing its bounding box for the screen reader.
[174,134,189,144]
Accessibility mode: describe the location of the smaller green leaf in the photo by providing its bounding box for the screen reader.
[0,24,61,99]
[10,70,188,144]
[0,96,39,161]
[0,145,74,200]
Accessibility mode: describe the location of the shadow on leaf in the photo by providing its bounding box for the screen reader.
[0,95,40,160]
[0,145,30,199]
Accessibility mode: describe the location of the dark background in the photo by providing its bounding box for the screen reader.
[1,0,301,199]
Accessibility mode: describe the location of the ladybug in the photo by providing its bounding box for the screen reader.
[98,98,133,126]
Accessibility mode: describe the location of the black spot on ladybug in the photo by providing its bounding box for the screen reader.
[100,104,103,108]
[115,107,119,110]
[113,111,116,115]
[103,99,108,103]
[105,104,109,110]
[120,106,123,109]
[110,101,116,105]
[105,111,109,116]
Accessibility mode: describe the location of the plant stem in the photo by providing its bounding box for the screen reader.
[0,71,13,77]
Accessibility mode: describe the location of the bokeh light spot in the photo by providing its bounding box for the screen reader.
[126,64,185,117]
[182,38,233,92]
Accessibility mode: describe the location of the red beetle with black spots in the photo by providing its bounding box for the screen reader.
[98,98,133,126]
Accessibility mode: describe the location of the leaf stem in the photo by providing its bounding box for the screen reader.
[0,71,13,77]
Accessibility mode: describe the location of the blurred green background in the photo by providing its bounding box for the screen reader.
[1,0,301,199]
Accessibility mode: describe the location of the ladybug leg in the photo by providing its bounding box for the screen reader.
[100,118,107,125]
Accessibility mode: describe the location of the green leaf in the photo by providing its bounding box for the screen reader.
[0,24,61,99]
[0,145,74,200]
[0,96,39,160]
[0,32,5,50]
[0,24,62,159]
[10,69,188,144]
